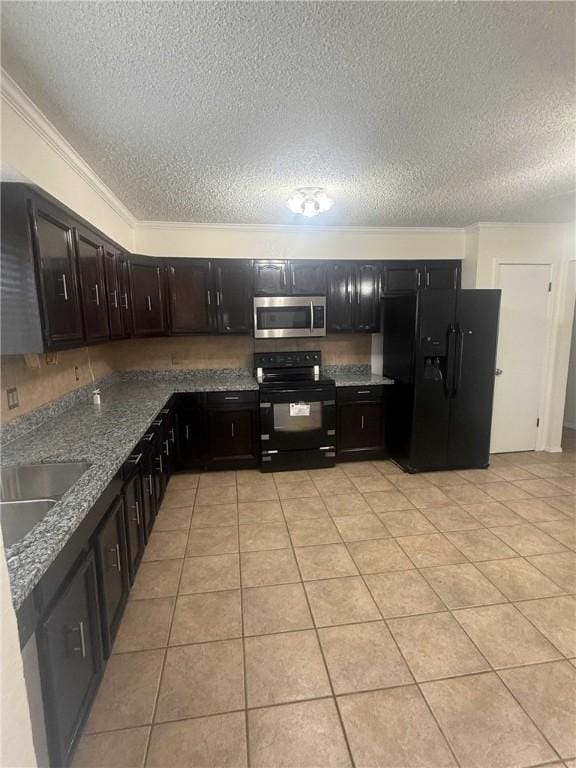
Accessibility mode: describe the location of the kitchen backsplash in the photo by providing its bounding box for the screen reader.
[0,334,371,425]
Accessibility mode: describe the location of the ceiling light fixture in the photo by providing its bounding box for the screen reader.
[287,187,334,218]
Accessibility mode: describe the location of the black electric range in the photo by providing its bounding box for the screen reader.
[255,351,336,472]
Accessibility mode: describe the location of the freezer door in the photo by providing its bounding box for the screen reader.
[447,290,501,468]
[410,290,456,470]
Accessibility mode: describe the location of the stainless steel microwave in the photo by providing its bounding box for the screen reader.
[253,296,327,338]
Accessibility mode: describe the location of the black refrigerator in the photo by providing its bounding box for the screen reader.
[381,289,501,472]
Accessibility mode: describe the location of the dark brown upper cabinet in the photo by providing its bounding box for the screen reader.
[354,263,381,332]
[253,260,289,295]
[167,259,212,334]
[129,257,166,337]
[75,227,109,342]
[424,261,461,290]
[213,259,253,334]
[383,264,422,293]
[289,261,327,295]
[103,247,124,339]
[326,262,355,333]
[29,197,85,348]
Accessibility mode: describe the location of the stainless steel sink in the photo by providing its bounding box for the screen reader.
[0,461,91,502]
[0,461,91,548]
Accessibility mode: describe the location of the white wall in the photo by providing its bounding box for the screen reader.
[135,221,464,262]
[465,223,576,452]
[0,530,37,768]
[563,267,576,429]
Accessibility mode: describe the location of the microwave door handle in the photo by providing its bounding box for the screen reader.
[310,300,313,333]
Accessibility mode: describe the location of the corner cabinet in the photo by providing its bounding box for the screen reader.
[129,257,166,337]
[37,552,103,767]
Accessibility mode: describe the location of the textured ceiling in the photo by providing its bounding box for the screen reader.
[1,1,574,226]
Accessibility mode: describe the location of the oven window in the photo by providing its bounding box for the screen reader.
[273,401,323,432]
[256,306,310,330]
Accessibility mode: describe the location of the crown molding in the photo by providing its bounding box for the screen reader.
[137,219,465,235]
[466,221,574,230]
[0,68,137,228]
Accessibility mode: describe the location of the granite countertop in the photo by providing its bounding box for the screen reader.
[2,365,394,610]
[2,371,258,610]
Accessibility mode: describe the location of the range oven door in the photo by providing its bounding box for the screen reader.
[253,296,326,339]
[260,386,336,452]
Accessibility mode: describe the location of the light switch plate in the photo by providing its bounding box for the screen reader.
[6,387,19,410]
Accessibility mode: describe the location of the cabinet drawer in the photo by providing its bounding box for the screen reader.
[206,390,258,407]
[337,385,386,402]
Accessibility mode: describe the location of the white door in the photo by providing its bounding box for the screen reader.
[491,263,551,453]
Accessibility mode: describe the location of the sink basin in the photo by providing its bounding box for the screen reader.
[0,500,56,548]
[0,461,91,502]
[0,461,91,548]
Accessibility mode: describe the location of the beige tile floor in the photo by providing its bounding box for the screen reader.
[74,433,576,768]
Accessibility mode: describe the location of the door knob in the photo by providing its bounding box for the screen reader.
[495,368,503,376]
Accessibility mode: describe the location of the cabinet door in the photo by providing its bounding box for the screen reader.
[95,497,129,655]
[289,261,327,295]
[76,229,110,342]
[130,260,166,336]
[30,201,84,347]
[140,449,157,539]
[177,405,205,469]
[337,401,386,457]
[208,408,257,466]
[214,260,253,333]
[424,262,461,290]
[103,248,123,339]
[117,254,132,336]
[39,552,103,767]
[168,259,213,333]
[326,262,354,332]
[384,264,422,292]
[254,261,289,295]
[123,473,145,583]
[354,263,381,332]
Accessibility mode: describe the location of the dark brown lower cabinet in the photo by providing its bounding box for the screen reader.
[38,552,103,767]
[176,398,206,469]
[94,497,129,656]
[206,393,259,469]
[337,387,388,461]
[123,472,145,583]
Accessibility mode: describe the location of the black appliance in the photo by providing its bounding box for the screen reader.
[382,289,501,472]
[255,351,336,471]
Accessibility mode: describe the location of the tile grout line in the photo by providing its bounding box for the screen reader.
[273,471,359,768]
[236,473,252,768]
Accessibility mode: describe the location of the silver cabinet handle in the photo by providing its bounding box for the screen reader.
[495,368,503,376]
[185,424,190,440]
[122,291,128,309]
[155,455,163,473]
[417,271,422,288]
[132,500,140,526]
[146,295,152,311]
[59,273,69,301]
[112,289,118,308]
[127,453,142,464]
[426,271,430,288]
[224,396,239,400]
[146,474,153,495]
[72,621,87,658]
[207,290,211,305]
[170,428,175,444]
[164,439,170,456]
[109,544,121,572]
[292,270,295,288]
[356,286,360,305]
[231,422,235,438]
[310,300,314,332]
[93,284,100,305]
[216,291,221,306]
[361,415,365,430]
[357,390,370,394]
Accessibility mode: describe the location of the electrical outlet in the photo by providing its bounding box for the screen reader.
[6,387,19,410]
[74,366,80,381]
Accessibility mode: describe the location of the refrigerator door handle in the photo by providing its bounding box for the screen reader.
[453,325,465,397]
[445,325,457,396]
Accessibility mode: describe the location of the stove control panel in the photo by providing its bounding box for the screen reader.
[254,351,321,369]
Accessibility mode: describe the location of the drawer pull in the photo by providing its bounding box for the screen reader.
[127,453,142,464]
[357,390,371,394]
[224,396,240,400]
[109,544,121,572]
[71,621,87,658]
